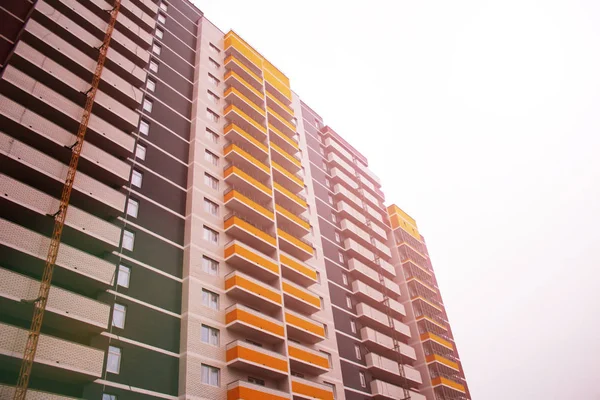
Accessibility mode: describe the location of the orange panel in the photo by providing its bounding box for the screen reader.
[276,205,310,229]
[280,254,317,280]
[282,281,319,308]
[269,124,299,149]
[224,166,271,196]
[291,381,334,400]
[225,243,279,274]
[432,377,466,393]
[273,162,304,187]
[225,216,276,245]
[285,312,324,337]
[226,345,288,373]
[225,275,282,304]
[420,332,453,350]
[288,345,329,369]
[224,144,270,173]
[225,105,267,134]
[226,308,284,337]
[278,229,313,253]
[228,385,289,400]
[274,183,306,207]
[225,123,268,153]
[426,354,459,370]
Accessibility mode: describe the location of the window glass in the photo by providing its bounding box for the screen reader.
[122,230,135,251]
[203,226,218,244]
[202,289,219,310]
[201,325,219,346]
[107,346,121,374]
[131,170,142,187]
[112,303,126,328]
[117,265,130,288]
[202,256,218,275]
[127,198,139,218]
[201,364,219,386]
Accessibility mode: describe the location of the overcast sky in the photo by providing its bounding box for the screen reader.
[195,0,600,398]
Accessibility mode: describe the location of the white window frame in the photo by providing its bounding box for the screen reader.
[152,43,161,55]
[204,173,218,190]
[159,2,168,11]
[204,198,219,216]
[354,344,362,359]
[155,28,164,39]
[131,170,143,187]
[106,346,121,374]
[359,372,366,387]
[338,251,344,263]
[122,230,135,251]
[206,128,219,143]
[209,58,220,69]
[102,394,117,400]
[204,149,219,166]
[203,226,218,244]
[350,319,357,334]
[201,324,220,346]
[149,60,159,73]
[157,13,166,24]
[202,289,219,310]
[146,78,156,92]
[207,91,219,104]
[139,120,150,135]
[202,256,219,276]
[135,143,146,161]
[126,198,139,218]
[112,303,126,329]
[206,109,219,123]
[117,265,130,288]
[342,272,348,285]
[143,98,153,112]
[201,364,220,387]
[346,295,352,309]
[334,232,341,243]
[208,73,219,86]
[209,43,220,53]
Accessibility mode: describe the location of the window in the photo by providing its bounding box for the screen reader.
[149,59,159,73]
[248,377,265,386]
[201,324,219,346]
[328,195,334,205]
[106,346,121,374]
[316,271,321,283]
[152,43,161,55]
[331,214,337,223]
[206,109,219,123]
[202,289,219,310]
[203,226,218,244]
[131,170,142,187]
[354,344,362,359]
[292,117,298,127]
[139,120,150,135]
[204,198,219,216]
[342,272,348,285]
[159,2,167,11]
[157,13,166,24]
[323,324,328,337]
[204,150,219,166]
[346,295,352,309]
[126,198,139,218]
[209,58,220,69]
[338,251,344,263]
[122,230,135,251]
[320,147,325,156]
[206,128,219,143]
[112,303,126,328]
[209,43,220,53]
[146,78,156,92]
[102,394,117,400]
[155,28,164,39]
[208,73,219,86]
[320,351,332,369]
[334,232,341,243]
[204,173,218,190]
[202,256,218,275]
[350,319,357,333]
[142,98,153,112]
[325,178,331,188]
[315,119,322,129]
[117,265,130,288]
[359,372,366,387]
[207,91,219,104]
[319,296,324,310]
[201,364,219,386]
[135,144,146,161]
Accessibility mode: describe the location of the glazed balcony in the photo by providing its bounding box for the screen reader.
[224,240,279,282]
[224,31,264,78]
[276,204,311,236]
[225,87,266,125]
[431,376,466,394]
[224,213,277,254]
[267,107,296,137]
[224,54,263,91]
[407,276,438,297]
[224,104,267,141]
[273,162,304,193]
[416,314,448,335]
[278,228,314,261]
[420,332,454,351]
[224,123,269,159]
[224,165,272,203]
[269,123,299,154]
[226,340,288,378]
[291,376,334,400]
[426,354,460,371]
[365,353,422,387]
[274,183,307,214]
[282,279,321,315]
[224,270,282,312]
[227,380,290,400]
[266,91,294,121]
[360,327,417,362]
[224,188,274,228]
[370,380,427,400]
[285,309,326,344]
[287,342,329,376]
[224,143,271,181]
[270,141,302,173]
[412,295,444,313]
[225,70,265,107]
[225,304,285,343]
[356,303,411,340]
[280,253,318,286]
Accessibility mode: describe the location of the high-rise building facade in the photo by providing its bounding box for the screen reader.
[0,0,469,399]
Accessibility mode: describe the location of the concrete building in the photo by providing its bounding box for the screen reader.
[0,0,469,399]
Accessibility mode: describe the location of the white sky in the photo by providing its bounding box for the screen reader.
[195,0,600,398]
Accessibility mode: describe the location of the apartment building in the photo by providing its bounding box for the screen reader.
[0,0,468,399]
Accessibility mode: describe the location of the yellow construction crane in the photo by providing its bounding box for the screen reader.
[13,1,121,398]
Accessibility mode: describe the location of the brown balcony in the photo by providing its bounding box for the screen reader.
[226,340,288,378]
[224,55,263,91]
[224,144,271,181]
[224,32,263,79]
[224,104,267,141]
[282,279,321,315]
[224,213,277,254]
[266,91,294,121]
[225,304,285,343]
[287,342,329,376]
[267,107,295,137]
[280,253,318,286]
[224,240,279,282]
[291,376,334,400]
[227,380,290,400]
[278,229,314,261]
[225,271,282,312]
[285,310,326,344]
[224,165,272,203]
[273,162,304,193]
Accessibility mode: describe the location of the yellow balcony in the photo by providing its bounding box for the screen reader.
[225,87,266,124]
[278,228,313,261]
[426,354,460,371]
[431,376,466,393]
[264,68,292,104]
[416,314,448,334]
[270,141,301,173]
[287,342,329,376]
[266,91,294,120]
[225,70,264,107]
[411,296,443,312]
[420,332,454,350]
[224,31,263,76]
[282,279,320,315]
[291,376,334,400]
[224,54,263,90]
[225,105,267,141]
[224,213,276,254]
[224,189,274,228]
[269,123,299,154]
[267,107,295,137]
[227,380,290,400]
[224,240,279,282]
[285,309,326,344]
[226,304,285,343]
[224,123,268,159]
[280,253,318,286]
[224,143,270,181]
[224,165,272,203]
[274,182,307,214]
[407,277,438,296]
[272,162,304,192]
[276,204,310,237]
[226,340,288,378]
[225,271,282,312]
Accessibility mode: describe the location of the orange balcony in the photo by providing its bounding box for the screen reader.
[224,123,268,159]
[224,31,263,76]
[420,332,454,350]
[282,279,320,315]
[226,340,288,378]
[267,107,295,137]
[280,253,318,286]
[278,229,313,261]
[224,165,272,203]
[225,87,266,124]
[264,68,292,104]
[431,376,466,393]
[269,123,299,154]
[224,240,279,282]
[270,141,301,173]
[224,105,267,141]
[227,380,290,400]
[285,309,326,344]
[276,204,310,236]
[291,376,334,400]
[225,70,264,107]
[266,91,294,121]
[426,354,460,371]
[274,183,307,214]
[224,189,274,228]
[225,213,277,254]
[224,143,270,181]
[226,304,285,343]
[225,271,282,312]
[287,342,329,376]
[224,54,263,90]
[272,162,304,193]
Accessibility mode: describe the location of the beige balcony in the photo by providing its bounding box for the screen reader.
[360,327,417,362]
[344,238,375,265]
[274,183,307,214]
[356,303,411,340]
[287,342,329,376]
[333,184,363,212]
[327,153,355,177]
[370,380,427,400]
[340,218,372,248]
[225,70,265,107]
[269,123,299,155]
[0,268,110,334]
[224,123,269,159]
[225,87,266,124]
[224,189,274,228]
[225,304,285,343]
[270,141,302,173]
[224,165,272,203]
[365,353,422,387]
[337,201,369,231]
[224,143,271,181]
[225,271,282,312]
[323,137,354,165]
[227,380,290,400]
[356,161,382,186]
[276,204,311,237]
[273,162,304,193]
[280,253,318,286]
[224,213,277,254]
[291,376,334,400]
[224,105,267,141]
[224,240,279,282]
[348,259,399,294]
[0,322,104,380]
[285,309,326,344]
[226,340,288,378]
[224,54,263,91]
[282,279,321,315]
[329,167,359,192]
[352,280,384,304]
[118,0,156,32]
[278,229,313,261]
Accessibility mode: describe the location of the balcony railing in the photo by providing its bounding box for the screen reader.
[224,270,282,312]
[285,309,326,344]
[224,240,280,281]
[225,340,288,377]
[225,303,285,343]
[287,341,330,375]
[291,376,334,400]
[227,380,290,400]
